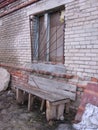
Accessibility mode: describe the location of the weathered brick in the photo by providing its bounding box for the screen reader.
[65,0,98,79]
[75,83,98,121]
[0,0,98,112]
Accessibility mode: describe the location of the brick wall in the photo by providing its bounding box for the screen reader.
[0,0,98,110]
[65,0,98,80]
[0,7,31,64]
[0,0,97,79]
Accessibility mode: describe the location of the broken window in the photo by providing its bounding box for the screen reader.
[30,8,65,63]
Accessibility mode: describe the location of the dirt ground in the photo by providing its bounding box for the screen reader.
[0,90,76,130]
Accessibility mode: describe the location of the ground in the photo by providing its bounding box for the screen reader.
[0,90,76,130]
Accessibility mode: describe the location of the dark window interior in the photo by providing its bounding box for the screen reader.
[30,7,65,63]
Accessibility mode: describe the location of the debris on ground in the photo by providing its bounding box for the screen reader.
[75,83,98,122]
[73,103,98,130]
[0,67,10,92]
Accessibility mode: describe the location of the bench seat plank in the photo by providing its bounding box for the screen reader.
[28,75,76,101]
[15,85,70,102]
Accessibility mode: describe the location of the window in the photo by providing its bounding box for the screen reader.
[30,8,65,63]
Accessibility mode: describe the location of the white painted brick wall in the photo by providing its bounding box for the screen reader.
[0,0,98,79]
[64,0,98,78]
[0,0,74,65]
[0,8,31,64]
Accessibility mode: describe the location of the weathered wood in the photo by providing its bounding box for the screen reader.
[66,102,70,113]
[46,101,66,121]
[15,73,76,121]
[28,75,76,101]
[15,86,71,120]
[16,88,24,104]
[29,75,76,92]
[51,99,70,106]
[15,85,70,102]
[40,99,45,111]
[28,94,35,111]
[24,91,28,102]
[46,101,57,121]
[57,104,65,120]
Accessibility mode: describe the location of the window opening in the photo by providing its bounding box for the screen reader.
[30,8,65,63]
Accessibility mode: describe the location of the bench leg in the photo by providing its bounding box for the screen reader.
[28,94,35,111]
[46,101,70,121]
[66,102,70,113]
[46,101,57,121]
[40,99,45,111]
[16,88,24,104]
[57,104,65,120]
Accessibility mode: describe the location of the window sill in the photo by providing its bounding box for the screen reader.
[0,62,67,78]
[26,62,66,76]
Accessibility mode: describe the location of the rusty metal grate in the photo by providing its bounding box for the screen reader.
[30,10,65,63]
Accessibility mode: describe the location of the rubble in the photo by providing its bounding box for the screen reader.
[73,103,98,130]
[0,67,10,92]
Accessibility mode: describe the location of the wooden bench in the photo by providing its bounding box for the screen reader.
[16,75,76,121]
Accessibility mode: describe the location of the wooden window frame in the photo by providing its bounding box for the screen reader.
[30,7,65,64]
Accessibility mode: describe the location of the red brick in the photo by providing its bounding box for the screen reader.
[91,77,98,83]
[75,83,98,121]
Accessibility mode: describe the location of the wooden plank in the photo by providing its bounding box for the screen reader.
[15,85,70,102]
[46,101,57,121]
[57,104,65,120]
[28,94,35,111]
[40,100,45,111]
[28,75,76,100]
[29,75,76,92]
[46,101,66,120]
[66,102,70,113]
[51,99,70,106]
[16,88,24,104]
